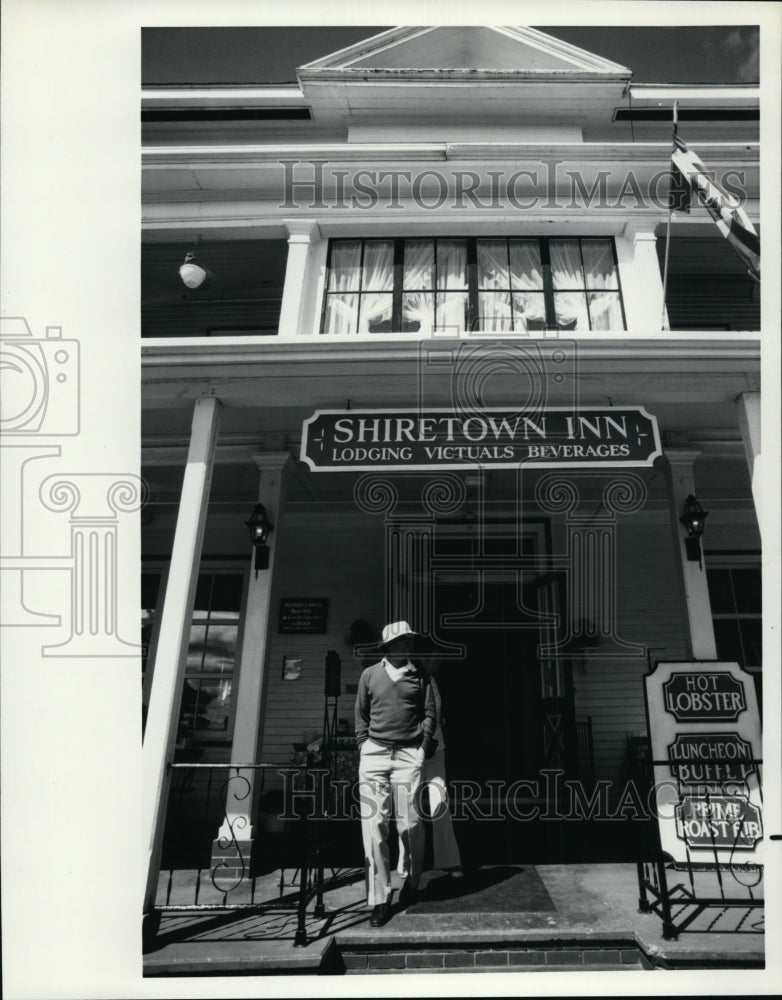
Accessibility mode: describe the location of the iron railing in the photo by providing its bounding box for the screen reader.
[153,762,331,947]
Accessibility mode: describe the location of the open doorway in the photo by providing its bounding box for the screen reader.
[432,572,577,864]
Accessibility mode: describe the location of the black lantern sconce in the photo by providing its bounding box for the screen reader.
[680,494,709,569]
[245,503,274,577]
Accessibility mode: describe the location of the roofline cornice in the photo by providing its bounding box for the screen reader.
[141,140,759,166]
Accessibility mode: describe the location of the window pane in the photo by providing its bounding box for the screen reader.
[740,620,762,667]
[713,619,743,664]
[554,292,589,331]
[178,679,202,737]
[477,240,509,289]
[509,240,544,290]
[435,292,468,334]
[582,240,619,289]
[192,574,212,620]
[358,293,393,333]
[199,679,233,732]
[478,292,512,331]
[402,292,434,333]
[210,574,243,618]
[179,679,232,735]
[707,568,734,613]
[403,240,434,289]
[186,625,207,672]
[328,242,362,292]
[362,241,394,290]
[203,623,237,673]
[436,241,467,290]
[513,292,546,331]
[324,293,358,335]
[731,568,761,613]
[587,292,623,331]
[550,241,584,289]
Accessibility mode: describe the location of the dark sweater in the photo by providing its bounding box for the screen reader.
[354,660,436,750]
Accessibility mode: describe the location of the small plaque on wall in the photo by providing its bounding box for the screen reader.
[279,598,329,634]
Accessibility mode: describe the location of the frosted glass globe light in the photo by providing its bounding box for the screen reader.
[179,257,207,289]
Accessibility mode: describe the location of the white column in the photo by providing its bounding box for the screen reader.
[664,448,718,660]
[736,391,761,487]
[278,220,320,338]
[213,451,290,857]
[143,395,221,913]
[619,221,667,333]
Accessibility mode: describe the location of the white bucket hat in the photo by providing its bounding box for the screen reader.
[378,620,418,647]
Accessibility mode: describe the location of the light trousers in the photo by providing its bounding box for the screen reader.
[357,738,424,905]
[397,744,461,876]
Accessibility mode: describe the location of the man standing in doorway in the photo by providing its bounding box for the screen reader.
[355,621,437,927]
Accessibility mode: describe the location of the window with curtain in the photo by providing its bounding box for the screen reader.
[322,237,624,334]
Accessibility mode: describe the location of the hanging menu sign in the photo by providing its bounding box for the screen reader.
[301,407,661,471]
[643,661,763,864]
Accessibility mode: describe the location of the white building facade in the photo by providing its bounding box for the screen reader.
[140,27,762,910]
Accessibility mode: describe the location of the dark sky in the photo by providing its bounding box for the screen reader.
[142,25,759,86]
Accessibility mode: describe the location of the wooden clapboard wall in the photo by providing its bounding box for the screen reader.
[259,510,386,779]
[656,235,760,331]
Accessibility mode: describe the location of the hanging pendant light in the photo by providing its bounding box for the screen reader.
[179,237,210,289]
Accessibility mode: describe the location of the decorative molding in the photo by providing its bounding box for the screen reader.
[298,25,632,78]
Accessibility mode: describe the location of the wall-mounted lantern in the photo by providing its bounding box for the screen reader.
[245,502,274,577]
[680,493,708,568]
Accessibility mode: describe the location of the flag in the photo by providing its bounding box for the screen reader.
[670,133,760,281]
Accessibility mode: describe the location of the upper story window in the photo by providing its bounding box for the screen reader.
[322,237,625,335]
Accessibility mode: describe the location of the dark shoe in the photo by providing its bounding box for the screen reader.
[369,903,390,927]
[398,880,417,907]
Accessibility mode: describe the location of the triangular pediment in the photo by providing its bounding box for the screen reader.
[300,25,631,77]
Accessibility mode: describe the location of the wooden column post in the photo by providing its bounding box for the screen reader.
[142,395,221,914]
[736,390,761,489]
[620,222,667,333]
[210,452,290,876]
[278,220,320,338]
[664,448,717,660]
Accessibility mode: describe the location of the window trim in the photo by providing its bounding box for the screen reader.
[141,558,249,745]
[321,236,626,335]
[705,553,762,673]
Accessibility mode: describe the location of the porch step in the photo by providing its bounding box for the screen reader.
[336,939,651,974]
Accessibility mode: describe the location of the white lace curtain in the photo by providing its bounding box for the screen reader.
[478,240,546,331]
[550,240,620,330]
[324,238,621,335]
[325,241,394,333]
[402,240,467,333]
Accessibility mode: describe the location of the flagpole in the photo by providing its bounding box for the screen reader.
[660,101,678,331]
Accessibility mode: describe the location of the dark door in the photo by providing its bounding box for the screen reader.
[434,574,575,864]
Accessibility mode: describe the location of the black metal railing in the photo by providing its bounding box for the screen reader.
[636,753,764,939]
[154,762,330,947]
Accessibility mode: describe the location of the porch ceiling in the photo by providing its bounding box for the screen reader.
[141,337,759,415]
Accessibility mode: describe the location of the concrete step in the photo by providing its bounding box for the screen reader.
[337,941,650,974]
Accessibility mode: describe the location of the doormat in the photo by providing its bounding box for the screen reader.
[407,866,556,914]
